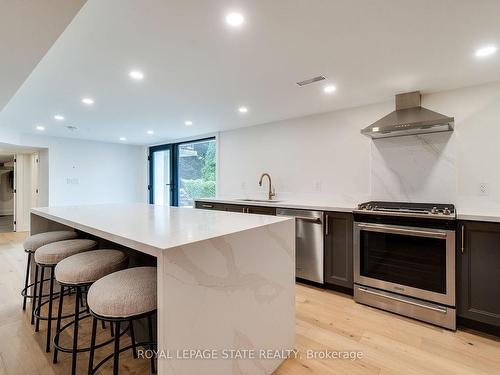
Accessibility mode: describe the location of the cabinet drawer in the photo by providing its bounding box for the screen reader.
[195,201,225,211]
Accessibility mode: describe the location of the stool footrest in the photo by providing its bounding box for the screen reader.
[89,341,157,375]
[53,315,129,354]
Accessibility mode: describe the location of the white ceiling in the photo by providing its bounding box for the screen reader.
[1,0,500,145]
[0,0,86,111]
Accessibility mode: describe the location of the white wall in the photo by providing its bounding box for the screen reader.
[25,136,148,206]
[0,133,147,209]
[218,81,500,213]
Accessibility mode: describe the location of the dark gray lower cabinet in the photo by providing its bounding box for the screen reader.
[458,220,500,331]
[324,212,353,290]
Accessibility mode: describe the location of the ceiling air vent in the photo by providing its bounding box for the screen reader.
[296,75,326,86]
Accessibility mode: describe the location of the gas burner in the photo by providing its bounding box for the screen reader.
[355,201,456,219]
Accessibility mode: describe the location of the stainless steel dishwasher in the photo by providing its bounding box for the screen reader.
[276,208,324,284]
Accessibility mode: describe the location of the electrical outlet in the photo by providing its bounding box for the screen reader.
[314,181,322,192]
[66,178,79,185]
[479,182,489,196]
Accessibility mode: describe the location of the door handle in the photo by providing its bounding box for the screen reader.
[357,223,448,239]
[325,214,329,236]
[461,224,465,254]
[358,287,447,314]
[294,216,321,224]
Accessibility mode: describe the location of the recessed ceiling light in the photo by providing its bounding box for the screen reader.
[475,45,497,58]
[323,85,337,94]
[147,130,154,135]
[36,125,45,131]
[54,114,65,121]
[119,137,126,141]
[225,12,244,27]
[129,70,145,80]
[81,97,94,105]
[238,106,248,113]
[184,121,193,126]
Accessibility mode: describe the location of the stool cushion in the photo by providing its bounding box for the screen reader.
[88,267,157,318]
[23,231,78,252]
[34,239,97,265]
[55,250,129,285]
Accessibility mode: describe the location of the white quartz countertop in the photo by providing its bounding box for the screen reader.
[195,198,500,223]
[31,203,292,256]
[457,212,500,223]
[194,197,354,213]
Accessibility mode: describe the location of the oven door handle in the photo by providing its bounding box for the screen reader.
[357,287,448,313]
[357,223,448,239]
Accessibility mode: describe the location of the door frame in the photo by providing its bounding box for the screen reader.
[149,136,216,206]
[148,144,175,205]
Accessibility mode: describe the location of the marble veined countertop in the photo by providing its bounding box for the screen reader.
[31,203,292,255]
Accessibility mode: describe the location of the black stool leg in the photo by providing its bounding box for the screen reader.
[30,261,39,325]
[35,265,45,332]
[110,322,114,337]
[46,266,55,352]
[53,284,65,363]
[88,317,98,375]
[113,321,121,375]
[22,252,32,310]
[71,286,81,375]
[148,315,156,374]
[129,321,138,359]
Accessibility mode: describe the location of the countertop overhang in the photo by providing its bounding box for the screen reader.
[31,203,292,256]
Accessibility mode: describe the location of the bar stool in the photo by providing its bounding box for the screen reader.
[53,249,129,375]
[87,267,157,375]
[34,239,97,352]
[21,231,78,316]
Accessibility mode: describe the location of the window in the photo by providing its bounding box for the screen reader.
[177,138,216,207]
[149,137,216,207]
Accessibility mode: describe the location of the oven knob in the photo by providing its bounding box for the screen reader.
[443,207,451,215]
[357,204,364,210]
[431,207,438,214]
[366,204,372,210]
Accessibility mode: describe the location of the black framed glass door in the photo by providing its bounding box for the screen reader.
[149,137,216,207]
[149,144,173,206]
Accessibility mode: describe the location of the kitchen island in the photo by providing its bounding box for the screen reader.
[30,203,295,375]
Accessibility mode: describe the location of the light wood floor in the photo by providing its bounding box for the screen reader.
[1,232,499,375]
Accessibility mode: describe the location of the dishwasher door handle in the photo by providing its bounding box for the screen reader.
[292,216,322,224]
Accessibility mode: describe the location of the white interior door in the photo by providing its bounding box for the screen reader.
[12,156,17,232]
[31,153,39,208]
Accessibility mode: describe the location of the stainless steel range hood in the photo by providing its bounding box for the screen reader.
[361,91,454,139]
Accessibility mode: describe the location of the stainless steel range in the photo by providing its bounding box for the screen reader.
[353,201,456,329]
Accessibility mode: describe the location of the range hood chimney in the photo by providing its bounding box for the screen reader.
[361,91,454,139]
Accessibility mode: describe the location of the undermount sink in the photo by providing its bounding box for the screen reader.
[237,199,281,203]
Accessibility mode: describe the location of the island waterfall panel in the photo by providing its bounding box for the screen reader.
[157,220,295,375]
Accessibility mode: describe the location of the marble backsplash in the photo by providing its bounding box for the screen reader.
[370,132,457,204]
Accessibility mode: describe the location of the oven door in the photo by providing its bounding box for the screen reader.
[354,222,455,306]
